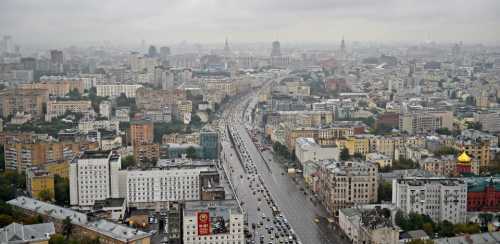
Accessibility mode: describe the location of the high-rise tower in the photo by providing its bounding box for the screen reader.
[271,41,281,57]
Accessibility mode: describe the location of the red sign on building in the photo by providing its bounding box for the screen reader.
[197,212,211,235]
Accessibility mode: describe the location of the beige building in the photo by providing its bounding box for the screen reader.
[20,79,84,97]
[162,132,200,144]
[399,111,453,135]
[318,161,378,216]
[0,88,49,119]
[339,206,399,244]
[204,78,237,97]
[45,100,93,121]
[175,100,193,119]
[4,140,98,173]
[130,120,154,147]
[366,153,393,168]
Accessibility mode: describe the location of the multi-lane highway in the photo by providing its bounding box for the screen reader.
[217,78,348,244]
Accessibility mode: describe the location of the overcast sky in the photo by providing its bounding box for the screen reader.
[1,0,499,47]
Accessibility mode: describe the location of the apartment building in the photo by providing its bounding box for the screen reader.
[133,143,160,165]
[0,88,49,119]
[318,161,378,216]
[26,167,55,201]
[295,137,340,166]
[392,178,467,224]
[399,111,453,135]
[183,200,244,244]
[129,120,154,147]
[78,119,120,134]
[20,78,85,96]
[135,87,186,110]
[96,84,142,98]
[4,140,98,173]
[69,151,122,208]
[45,100,93,121]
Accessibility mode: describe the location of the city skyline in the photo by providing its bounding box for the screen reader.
[1,0,500,47]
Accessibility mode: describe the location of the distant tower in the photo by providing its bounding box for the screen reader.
[224,37,230,53]
[159,46,171,61]
[340,36,346,60]
[50,50,63,64]
[148,45,158,58]
[271,41,281,57]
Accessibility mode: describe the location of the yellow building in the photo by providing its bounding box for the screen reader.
[338,136,370,156]
[454,140,491,169]
[26,167,54,201]
[45,161,69,178]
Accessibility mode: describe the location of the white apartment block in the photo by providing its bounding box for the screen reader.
[69,151,121,208]
[295,137,340,166]
[125,167,206,207]
[392,178,467,224]
[45,100,93,121]
[96,84,142,98]
[183,200,244,244]
[78,119,120,134]
[99,100,112,119]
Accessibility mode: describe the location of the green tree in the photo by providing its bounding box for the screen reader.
[54,175,69,206]
[0,147,4,171]
[340,148,350,161]
[395,210,408,231]
[408,240,434,244]
[121,155,136,169]
[438,220,455,237]
[0,214,13,227]
[190,114,203,129]
[422,222,434,235]
[478,213,493,226]
[434,146,459,156]
[435,128,451,135]
[66,88,81,100]
[186,146,198,159]
[377,181,392,203]
[49,234,66,244]
[38,189,53,202]
[62,216,73,238]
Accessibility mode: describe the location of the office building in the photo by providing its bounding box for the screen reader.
[99,100,112,119]
[318,161,378,216]
[183,200,244,244]
[69,151,121,208]
[124,158,225,209]
[399,111,453,135]
[294,137,340,166]
[96,84,142,98]
[200,130,219,159]
[392,178,467,224]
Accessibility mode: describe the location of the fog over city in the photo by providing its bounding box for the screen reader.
[1,0,500,46]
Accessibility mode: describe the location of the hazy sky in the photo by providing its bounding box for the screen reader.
[1,0,499,46]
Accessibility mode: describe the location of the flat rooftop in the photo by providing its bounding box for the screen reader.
[183,200,242,216]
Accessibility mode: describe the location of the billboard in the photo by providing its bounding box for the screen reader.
[197,212,210,236]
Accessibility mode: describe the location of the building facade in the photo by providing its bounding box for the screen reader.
[69,151,122,208]
[392,178,467,224]
[318,161,378,216]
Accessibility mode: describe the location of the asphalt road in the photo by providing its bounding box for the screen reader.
[216,83,348,244]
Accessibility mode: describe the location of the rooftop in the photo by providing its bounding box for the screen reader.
[7,197,151,242]
[183,200,242,216]
[0,222,55,243]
